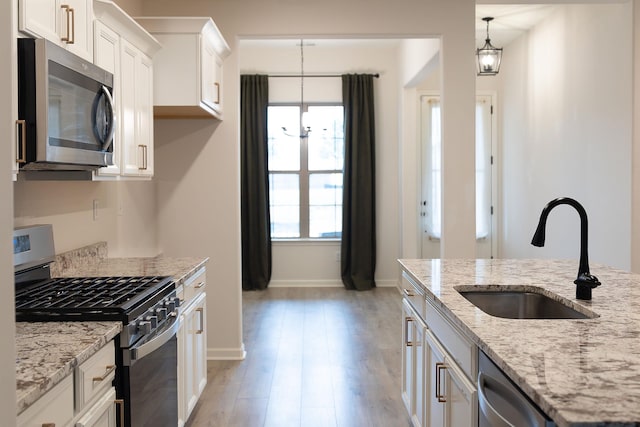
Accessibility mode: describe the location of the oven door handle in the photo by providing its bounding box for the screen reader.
[127,312,180,364]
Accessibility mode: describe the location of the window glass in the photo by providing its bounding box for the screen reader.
[267,103,344,239]
[309,173,342,238]
[268,106,300,171]
[269,173,300,238]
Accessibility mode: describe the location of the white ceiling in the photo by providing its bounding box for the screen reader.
[240,4,556,50]
[475,5,557,48]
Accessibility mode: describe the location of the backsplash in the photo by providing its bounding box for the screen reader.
[50,242,108,277]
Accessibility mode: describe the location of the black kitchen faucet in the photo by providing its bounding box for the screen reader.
[531,197,601,300]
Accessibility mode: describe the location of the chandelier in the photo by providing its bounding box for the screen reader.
[476,17,503,76]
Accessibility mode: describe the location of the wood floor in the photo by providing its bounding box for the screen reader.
[186,287,411,427]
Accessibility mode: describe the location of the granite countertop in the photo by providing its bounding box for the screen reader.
[53,252,209,287]
[399,258,640,427]
[16,249,209,416]
[16,321,122,415]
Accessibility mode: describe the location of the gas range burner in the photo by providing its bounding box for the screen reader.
[16,276,175,323]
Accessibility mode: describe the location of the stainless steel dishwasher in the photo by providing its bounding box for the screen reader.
[478,351,556,427]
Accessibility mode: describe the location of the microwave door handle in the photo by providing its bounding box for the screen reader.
[98,85,115,152]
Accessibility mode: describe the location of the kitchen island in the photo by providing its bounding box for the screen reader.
[399,258,640,427]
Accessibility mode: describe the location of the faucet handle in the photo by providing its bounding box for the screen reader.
[574,273,601,300]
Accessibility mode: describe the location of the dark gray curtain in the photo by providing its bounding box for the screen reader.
[241,75,271,290]
[341,74,376,291]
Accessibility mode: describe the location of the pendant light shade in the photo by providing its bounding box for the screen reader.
[476,17,502,76]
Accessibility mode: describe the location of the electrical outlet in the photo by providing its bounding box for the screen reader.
[93,199,99,221]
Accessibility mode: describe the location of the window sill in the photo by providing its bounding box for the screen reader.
[272,238,341,246]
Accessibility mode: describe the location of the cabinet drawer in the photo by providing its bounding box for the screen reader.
[183,267,206,306]
[425,297,477,381]
[17,375,74,427]
[401,272,426,318]
[75,342,116,411]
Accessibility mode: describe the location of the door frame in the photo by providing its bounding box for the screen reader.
[417,90,499,259]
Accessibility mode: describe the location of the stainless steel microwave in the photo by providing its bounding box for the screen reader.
[17,38,115,171]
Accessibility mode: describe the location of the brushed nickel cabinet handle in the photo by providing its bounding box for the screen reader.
[196,307,204,334]
[195,281,206,289]
[403,288,415,297]
[404,316,414,347]
[214,82,220,105]
[138,145,148,170]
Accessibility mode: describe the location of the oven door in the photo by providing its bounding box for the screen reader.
[119,313,180,427]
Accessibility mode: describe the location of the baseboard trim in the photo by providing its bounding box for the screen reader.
[268,279,398,288]
[207,344,246,360]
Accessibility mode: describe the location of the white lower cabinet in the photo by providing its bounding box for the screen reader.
[401,272,478,427]
[17,341,118,427]
[177,267,208,426]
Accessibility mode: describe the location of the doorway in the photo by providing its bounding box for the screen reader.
[419,93,497,259]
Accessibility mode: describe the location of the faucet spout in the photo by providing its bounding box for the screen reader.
[531,197,601,300]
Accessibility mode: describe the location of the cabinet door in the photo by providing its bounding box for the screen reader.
[413,313,427,427]
[401,299,414,414]
[425,330,446,427]
[62,0,93,61]
[74,387,117,427]
[19,0,93,61]
[120,39,153,178]
[93,21,121,177]
[17,375,74,427]
[200,35,222,116]
[136,52,154,177]
[444,359,477,427]
[185,292,207,417]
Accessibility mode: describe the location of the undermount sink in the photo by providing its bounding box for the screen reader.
[456,287,598,319]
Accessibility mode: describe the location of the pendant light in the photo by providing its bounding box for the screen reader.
[282,38,311,138]
[476,17,502,76]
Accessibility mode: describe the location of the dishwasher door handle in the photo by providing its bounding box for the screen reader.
[478,372,538,427]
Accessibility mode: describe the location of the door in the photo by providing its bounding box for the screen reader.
[420,94,497,259]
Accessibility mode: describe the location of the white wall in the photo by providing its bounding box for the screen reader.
[239,40,400,287]
[13,180,159,257]
[143,0,476,359]
[499,3,632,270]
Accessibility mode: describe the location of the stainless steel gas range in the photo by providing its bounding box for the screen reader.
[14,225,180,427]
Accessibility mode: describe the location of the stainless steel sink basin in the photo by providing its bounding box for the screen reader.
[457,288,597,319]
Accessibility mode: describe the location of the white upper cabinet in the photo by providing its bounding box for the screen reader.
[136,17,231,119]
[92,0,160,179]
[18,0,94,61]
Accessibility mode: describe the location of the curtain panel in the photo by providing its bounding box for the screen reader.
[240,74,272,290]
[341,74,377,291]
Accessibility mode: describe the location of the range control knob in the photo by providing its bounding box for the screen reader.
[137,320,152,334]
[172,297,181,308]
[155,307,168,320]
[162,299,176,313]
[145,315,158,328]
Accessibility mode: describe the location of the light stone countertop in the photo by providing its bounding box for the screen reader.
[16,321,122,415]
[399,258,640,427]
[16,251,209,416]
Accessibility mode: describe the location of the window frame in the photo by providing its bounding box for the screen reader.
[268,102,344,240]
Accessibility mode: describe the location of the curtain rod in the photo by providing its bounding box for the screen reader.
[268,73,380,78]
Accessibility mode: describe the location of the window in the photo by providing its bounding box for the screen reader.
[268,104,344,239]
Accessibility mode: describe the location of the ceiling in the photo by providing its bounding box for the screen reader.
[240,4,557,50]
[475,5,557,47]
